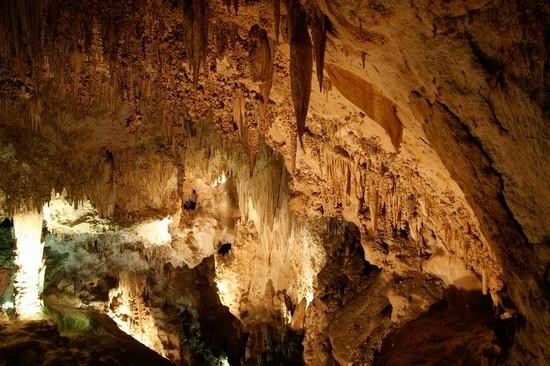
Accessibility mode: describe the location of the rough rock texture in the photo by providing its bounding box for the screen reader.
[0,317,172,366]
[0,0,548,365]
[373,292,504,366]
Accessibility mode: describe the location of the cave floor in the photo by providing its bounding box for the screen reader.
[0,316,172,366]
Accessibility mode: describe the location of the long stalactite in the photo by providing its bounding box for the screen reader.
[288,0,313,148]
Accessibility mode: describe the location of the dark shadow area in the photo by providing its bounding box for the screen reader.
[304,219,383,365]
[0,312,172,366]
[177,255,306,365]
[373,288,516,366]
[244,323,305,366]
[217,242,232,256]
[177,257,247,365]
[183,190,198,211]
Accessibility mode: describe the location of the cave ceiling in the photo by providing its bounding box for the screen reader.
[0,0,548,365]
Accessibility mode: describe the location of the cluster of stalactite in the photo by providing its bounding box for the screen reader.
[1,0,190,137]
[0,129,179,225]
[0,0,333,183]
[182,0,209,87]
[40,199,188,362]
[182,122,324,320]
[276,0,330,148]
[107,271,166,357]
[318,141,503,302]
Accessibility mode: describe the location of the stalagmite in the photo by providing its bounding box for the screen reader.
[289,0,313,148]
[13,210,45,320]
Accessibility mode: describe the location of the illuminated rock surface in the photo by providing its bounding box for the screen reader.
[0,0,548,365]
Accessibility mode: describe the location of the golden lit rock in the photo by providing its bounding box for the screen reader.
[0,0,547,364]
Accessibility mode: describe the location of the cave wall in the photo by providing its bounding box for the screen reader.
[0,0,548,364]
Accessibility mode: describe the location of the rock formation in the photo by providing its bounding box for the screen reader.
[0,0,548,365]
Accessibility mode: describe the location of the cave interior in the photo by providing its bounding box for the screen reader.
[0,0,548,365]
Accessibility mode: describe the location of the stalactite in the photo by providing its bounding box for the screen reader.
[289,0,312,148]
[212,21,239,58]
[248,25,273,105]
[107,271,166,357]
[233,88,246,140]
[222,0,238,14]
[321,148,359,210]
[248,24,274,146]
[230,87,259,173]
[482,268,488,295]
[29,97,42,131]
[182,123,323,317]
[323,76,332,102]
[272,0,281,43]
[1,0,49,131]
[309,5,327,91]
[182,0,209,87]
[246,125,261,175]
[289,124,298,174]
